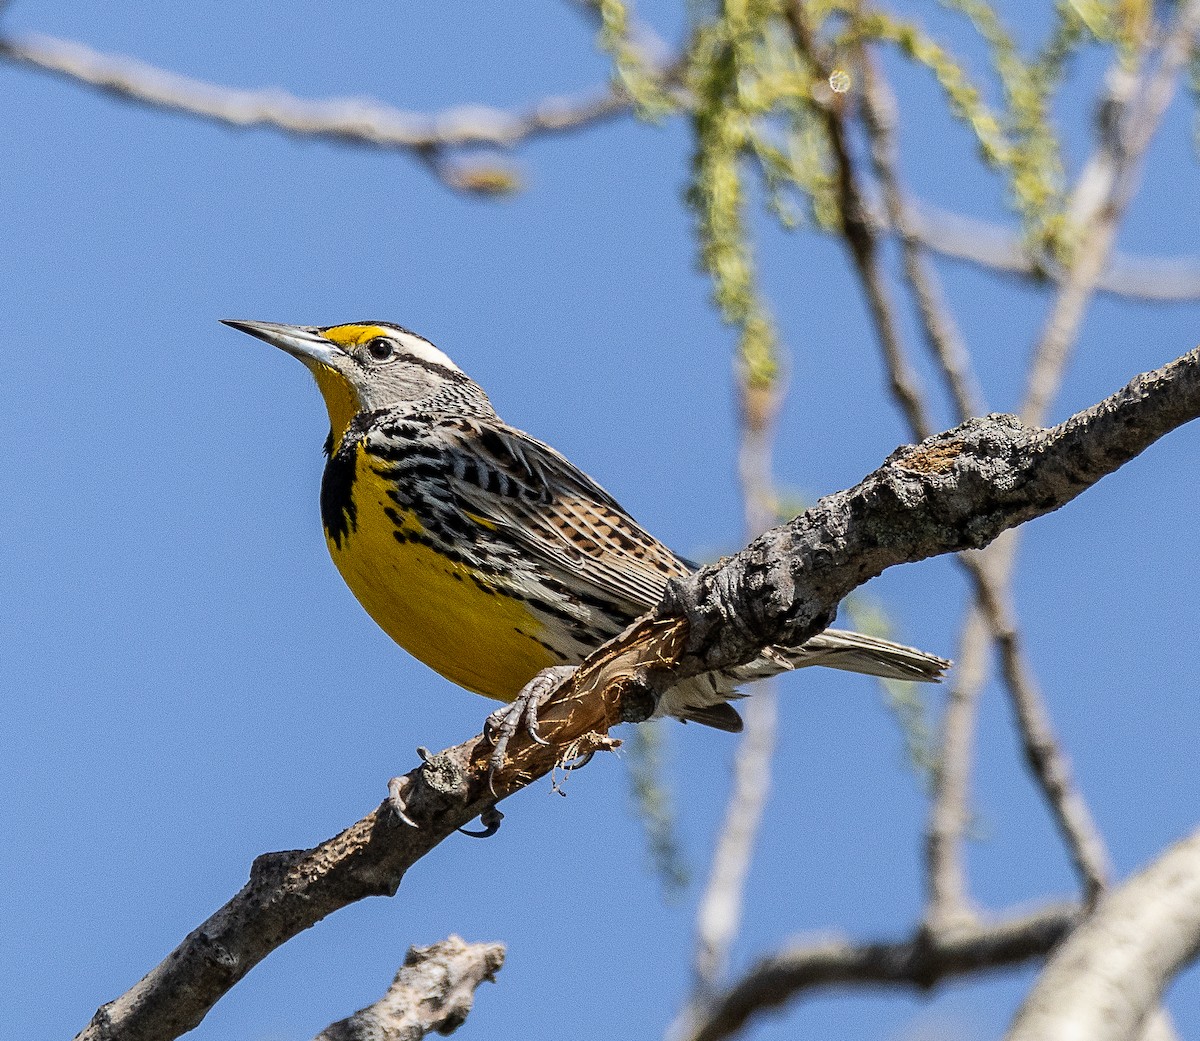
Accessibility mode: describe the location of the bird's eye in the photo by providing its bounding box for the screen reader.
[365,337,395,362]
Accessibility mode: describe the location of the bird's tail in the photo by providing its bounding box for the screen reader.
[659,628,950,733]
[730,628,951,684]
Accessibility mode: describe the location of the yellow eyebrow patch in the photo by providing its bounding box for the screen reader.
[320,324,394,347]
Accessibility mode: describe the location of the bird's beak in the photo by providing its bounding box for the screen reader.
[220,319,343,367]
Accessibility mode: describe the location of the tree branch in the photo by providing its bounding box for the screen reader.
[905,203,1200,304]
[960,558,1113,900]
[1007,828,1200,1041]
[5,30,1199,289]
[858,53,984,426]
[0,32,635,192]
[313,937,504,1041]
[74,348,1200,1041]
[783,2,932,442]
[682,902,1079,1041]
[924,578,993,926]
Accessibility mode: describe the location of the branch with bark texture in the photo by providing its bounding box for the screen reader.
[73,348,1200,1041]
[3,30,1200,295]
[312,937,504,1041]
[1007,828,1200,1041]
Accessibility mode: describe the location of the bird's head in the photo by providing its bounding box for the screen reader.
[223,319,480,447]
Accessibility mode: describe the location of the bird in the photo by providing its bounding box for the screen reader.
[224,319,949,741]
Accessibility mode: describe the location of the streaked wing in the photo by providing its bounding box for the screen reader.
[395,415,692,612]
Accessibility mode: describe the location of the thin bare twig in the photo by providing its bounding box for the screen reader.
[960,555,1113,899]
[858,57,984,425]
[783,4,931,441]
[686,692,777,1003]
[313,937,504,1041]
[923,588,993,926]
[0,32,636,192]
[905,203,1200,303]
[682,902,1080,1041]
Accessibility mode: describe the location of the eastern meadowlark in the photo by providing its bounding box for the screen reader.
[224,320,948,734]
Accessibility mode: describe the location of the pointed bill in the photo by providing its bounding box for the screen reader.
[220,319,343,366]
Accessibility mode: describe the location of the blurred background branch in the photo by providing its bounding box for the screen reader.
[683,901,1079,1041]
[2,24,1197,288]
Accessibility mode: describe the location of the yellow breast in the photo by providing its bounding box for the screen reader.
[326,445,559,701]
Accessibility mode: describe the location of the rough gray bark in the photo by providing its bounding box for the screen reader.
[74,347,1200,1041]
[655,347,1200,688]
[313,937,504,1041]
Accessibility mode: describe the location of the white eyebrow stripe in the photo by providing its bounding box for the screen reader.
[394,331,462,372]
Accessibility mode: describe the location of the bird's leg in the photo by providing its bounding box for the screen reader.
[484,664,578,791]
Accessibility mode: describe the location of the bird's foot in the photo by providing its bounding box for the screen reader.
[484,665,578,794]
[388,765,506,838]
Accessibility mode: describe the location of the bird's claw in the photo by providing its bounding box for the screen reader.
[563,748,595,771]
[387,774,420,828]
[483,665,578,794]
[458,805,505,838]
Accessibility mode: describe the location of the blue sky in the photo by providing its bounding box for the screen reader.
[3,3,1200,1040]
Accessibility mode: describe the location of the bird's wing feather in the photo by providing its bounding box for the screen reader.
[397,415,693,612]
